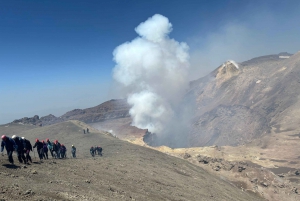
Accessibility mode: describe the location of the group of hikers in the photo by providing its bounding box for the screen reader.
[83,128,89,134]
[90,146,103,157]
[0,135,77,165]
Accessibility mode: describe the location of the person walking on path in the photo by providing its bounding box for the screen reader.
[90,146,95,157]
[96,146,103,156]
[33,139,44,160]
[42,140,48,159]
[1,135,17,164]
[21,137,33,164]
[12,135,26,163]
[86,128,89,133]
[60,144,67,158]
[71,145,76,158]
[46,138,54,158]
[53,140,61,159]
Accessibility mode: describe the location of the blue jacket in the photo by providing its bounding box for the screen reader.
[1,138,17,152]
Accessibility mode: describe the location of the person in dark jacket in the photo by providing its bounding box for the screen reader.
[33,138,44,160]
[1,135,17,164]
[90,146,95,157]
[53,140,61,159]
[71,145,76,158]
[96,146,103,156]
[12,135,26,163]
[42,140,48,159]
[21,137,32,164]
[60,144,67,158]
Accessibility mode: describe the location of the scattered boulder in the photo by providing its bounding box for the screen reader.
[292,187,298,194]
[24,189,34,195]
[238,166,246,172]
[183,153,191,159]
[250,178,258,183]
[213,165,221,171]
[277,174,285,178]
[260,182,268,187]
[198,155,210,164]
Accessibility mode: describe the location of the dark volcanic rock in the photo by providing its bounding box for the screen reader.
[13,115,42,126]
[58,99,130,123]
[40,114,60,126]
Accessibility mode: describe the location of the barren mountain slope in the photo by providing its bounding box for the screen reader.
[12,99,145,140]
[0,122,262,201]
[187,52,300,147]
[40,99,131,126]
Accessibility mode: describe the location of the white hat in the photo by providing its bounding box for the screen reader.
[21,137,25,140]
[12,135,17,139]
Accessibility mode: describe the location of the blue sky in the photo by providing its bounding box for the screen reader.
[1,0,300,124]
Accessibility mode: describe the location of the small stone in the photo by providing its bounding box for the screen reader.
[260,182,268,187]
[238,166,246,172]
[183,153,191,159]
[24,189,33,195]
[250,178,258,183]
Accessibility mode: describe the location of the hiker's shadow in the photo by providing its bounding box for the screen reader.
[2,164,20,169]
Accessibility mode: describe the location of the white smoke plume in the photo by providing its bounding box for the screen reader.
[113,14,190,134]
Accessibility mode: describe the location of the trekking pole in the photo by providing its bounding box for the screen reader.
[33,149,36,159]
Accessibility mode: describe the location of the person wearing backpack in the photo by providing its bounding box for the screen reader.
[90,146,95,157]
[42,140,48,159]
[1,135,17,164]
[52,142,57,158]
[97,146,103,156]
[46,138,54,158]
[21,137,33,164]
[33,138,44,160]
[12,135,27,163]
[60,144,67,159]
[53,140,61,159]
[71,145,76,158]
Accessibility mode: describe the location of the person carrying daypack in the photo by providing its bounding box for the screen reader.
[60,144,66,158]
[90,146,95,157]
[42,140,48,159]
[97,146,103,156]
[71,145,76,158]
[1,135,17,164]
[12,135,27,163]
[53,140,61,159]
[21,137,33,164]
[33,138,44,160]
[46,138,54,158]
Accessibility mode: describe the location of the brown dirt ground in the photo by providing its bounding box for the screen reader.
[144,126,300,201]
[0,121,263,201]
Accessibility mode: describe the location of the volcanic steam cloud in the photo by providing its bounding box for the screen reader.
[112,14,190,135]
